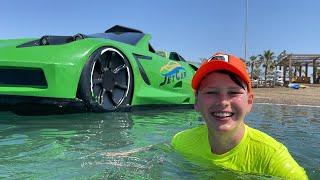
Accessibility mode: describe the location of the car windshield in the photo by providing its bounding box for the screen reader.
[89,32,144,45]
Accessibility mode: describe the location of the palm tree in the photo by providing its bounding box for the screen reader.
[259,50,276,87]
[253,68,262,80]
[246,55,262,80]
[248,56,258,80]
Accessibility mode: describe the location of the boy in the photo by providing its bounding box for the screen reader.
[172,53,307,179]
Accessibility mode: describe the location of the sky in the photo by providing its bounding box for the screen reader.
[1,0,320,62]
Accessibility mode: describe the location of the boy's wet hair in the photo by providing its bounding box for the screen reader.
[215,70,247,91]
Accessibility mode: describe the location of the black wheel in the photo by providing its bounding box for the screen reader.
[78,47,133,112]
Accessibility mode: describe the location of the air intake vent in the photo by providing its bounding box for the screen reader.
[0,68,47,87]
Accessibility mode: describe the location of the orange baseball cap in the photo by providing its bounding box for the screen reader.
[192,52,252,92]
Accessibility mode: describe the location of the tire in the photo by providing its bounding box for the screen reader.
[78,47,133,112]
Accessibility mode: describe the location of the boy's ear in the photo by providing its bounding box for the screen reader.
[246,92,254,112]
[194,92,199,111]
[248,92,254,104]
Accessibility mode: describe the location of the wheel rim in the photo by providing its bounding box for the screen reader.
[90,48,131,110]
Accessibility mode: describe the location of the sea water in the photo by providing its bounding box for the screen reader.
[0,104,319,179]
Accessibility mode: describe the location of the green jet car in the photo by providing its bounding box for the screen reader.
[0,25,198,112]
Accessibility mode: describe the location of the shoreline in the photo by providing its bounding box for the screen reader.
[254,102,320,108]
[253,86,320,107]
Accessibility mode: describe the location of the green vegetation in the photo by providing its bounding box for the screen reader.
[246,50,280,87]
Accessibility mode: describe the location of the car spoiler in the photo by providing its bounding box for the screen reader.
[105,25,143,34]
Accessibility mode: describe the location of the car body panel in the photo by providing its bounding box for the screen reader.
[0,26,196,107]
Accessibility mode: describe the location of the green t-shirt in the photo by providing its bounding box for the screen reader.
[172,125,307,179]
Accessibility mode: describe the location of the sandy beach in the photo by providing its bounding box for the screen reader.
[253,85,320,106]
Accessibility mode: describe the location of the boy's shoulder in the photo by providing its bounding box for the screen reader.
[246,125,285,152]
[172,125,207,143]
[172,125,208,154]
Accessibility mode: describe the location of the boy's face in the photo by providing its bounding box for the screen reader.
[195,72,253,133]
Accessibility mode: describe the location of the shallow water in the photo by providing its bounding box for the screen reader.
[0,104,319,179]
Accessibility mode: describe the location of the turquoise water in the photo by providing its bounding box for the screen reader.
[0,104,319,179]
